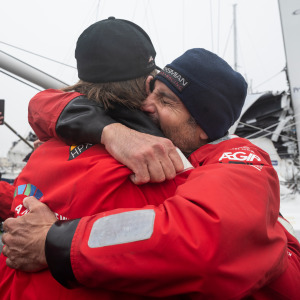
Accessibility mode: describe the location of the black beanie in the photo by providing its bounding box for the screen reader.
[155,48,248,141]
[75,17,159,83]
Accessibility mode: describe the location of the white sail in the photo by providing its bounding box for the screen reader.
[278,0,300,155]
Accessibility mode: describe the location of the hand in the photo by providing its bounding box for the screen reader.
[33,139,44,151]
[1,196,57,272]
[101,123,184,184]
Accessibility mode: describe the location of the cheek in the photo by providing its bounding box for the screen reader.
[157,108,177,126]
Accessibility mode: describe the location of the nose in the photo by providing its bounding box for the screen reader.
[142,97,156,113]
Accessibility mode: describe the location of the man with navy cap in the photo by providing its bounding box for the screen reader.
[28,16,184,184]
[2,20,300,299]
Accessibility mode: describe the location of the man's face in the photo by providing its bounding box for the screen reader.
[142,80,206,155]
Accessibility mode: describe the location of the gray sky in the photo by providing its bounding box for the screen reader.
[0,0,287,157]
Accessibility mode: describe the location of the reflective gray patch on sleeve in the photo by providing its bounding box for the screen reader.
[88,210,155,248]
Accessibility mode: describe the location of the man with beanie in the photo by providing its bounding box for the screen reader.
[3,45,300,298]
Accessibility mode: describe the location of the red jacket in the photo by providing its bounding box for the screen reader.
[0,139,191,300]
[55,136,299,299]
[7,89,297,299]
[0,181,14,221]
[0,136,298,299]
[28,89,83,142]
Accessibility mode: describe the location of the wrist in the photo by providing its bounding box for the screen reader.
[45,219,80,288]
[101,123,124,145]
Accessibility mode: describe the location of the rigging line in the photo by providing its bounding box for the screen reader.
[210,0,214,52]
[0,41,76,69]
[131,0,139,20]
[58,0,99,76]
[142,0,151,27]
[238,17,267,84]
[253,121,298,141]
[3,121,34,150]
[243,109,300,140]
[70,0,99,63]
[217,0,220,55]
[148,3,164,67]
[243,120,285,139]
[278,110,300,124]
[222,22,233,58]
[182,0,185,52]
[96,0,101,21]
[245,120,294,140]
[240,121,298,142]
[240,122,297,141]
[253,69,285,90]
[0,70,42,92]
[236,26,249,81]
[269,107,300,122]
[274,119,300,134]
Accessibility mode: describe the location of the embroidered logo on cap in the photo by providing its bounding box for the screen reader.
[147,55,155,68]
[159,67,189,92]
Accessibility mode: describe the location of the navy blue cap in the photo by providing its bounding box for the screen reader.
[155,48,247,141]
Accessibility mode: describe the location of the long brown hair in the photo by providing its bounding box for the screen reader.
[62,70,157,109]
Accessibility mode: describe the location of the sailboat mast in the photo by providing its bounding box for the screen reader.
[278,0,300,159]
[233,4,238,71]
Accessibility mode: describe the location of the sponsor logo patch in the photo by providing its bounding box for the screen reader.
[13,183,69,220]
[13,183,43,199]
[219,151,261,162]
[69,143,93,160]
[219,150,264,171]
[159,67,189,92]
[13,184,43,216]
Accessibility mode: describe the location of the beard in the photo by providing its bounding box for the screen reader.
[162,117,201,156]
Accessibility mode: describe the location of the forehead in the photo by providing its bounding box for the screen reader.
[153,80,192,118]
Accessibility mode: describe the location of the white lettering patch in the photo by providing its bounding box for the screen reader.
[88,210,155,248]
[219,151,261,162]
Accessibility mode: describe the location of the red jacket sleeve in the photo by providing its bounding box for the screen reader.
[46,162,293,299]
[28,89,82,141]
[28,90,161,145]
[251,219,300,299]
[0,181,14,220]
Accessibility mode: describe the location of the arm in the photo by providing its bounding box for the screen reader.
[28,89,116,143]
[2,166,292,297]
[0,181,15,254]
[0,181,15,221]
[45,165,289,298]
[29,89,166,145]
[251,219,300,299]
[56,99,183,183]
[29,91,184,183]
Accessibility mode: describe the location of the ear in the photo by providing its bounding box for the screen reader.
[145,76,154,95]
[199,128,208,140]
